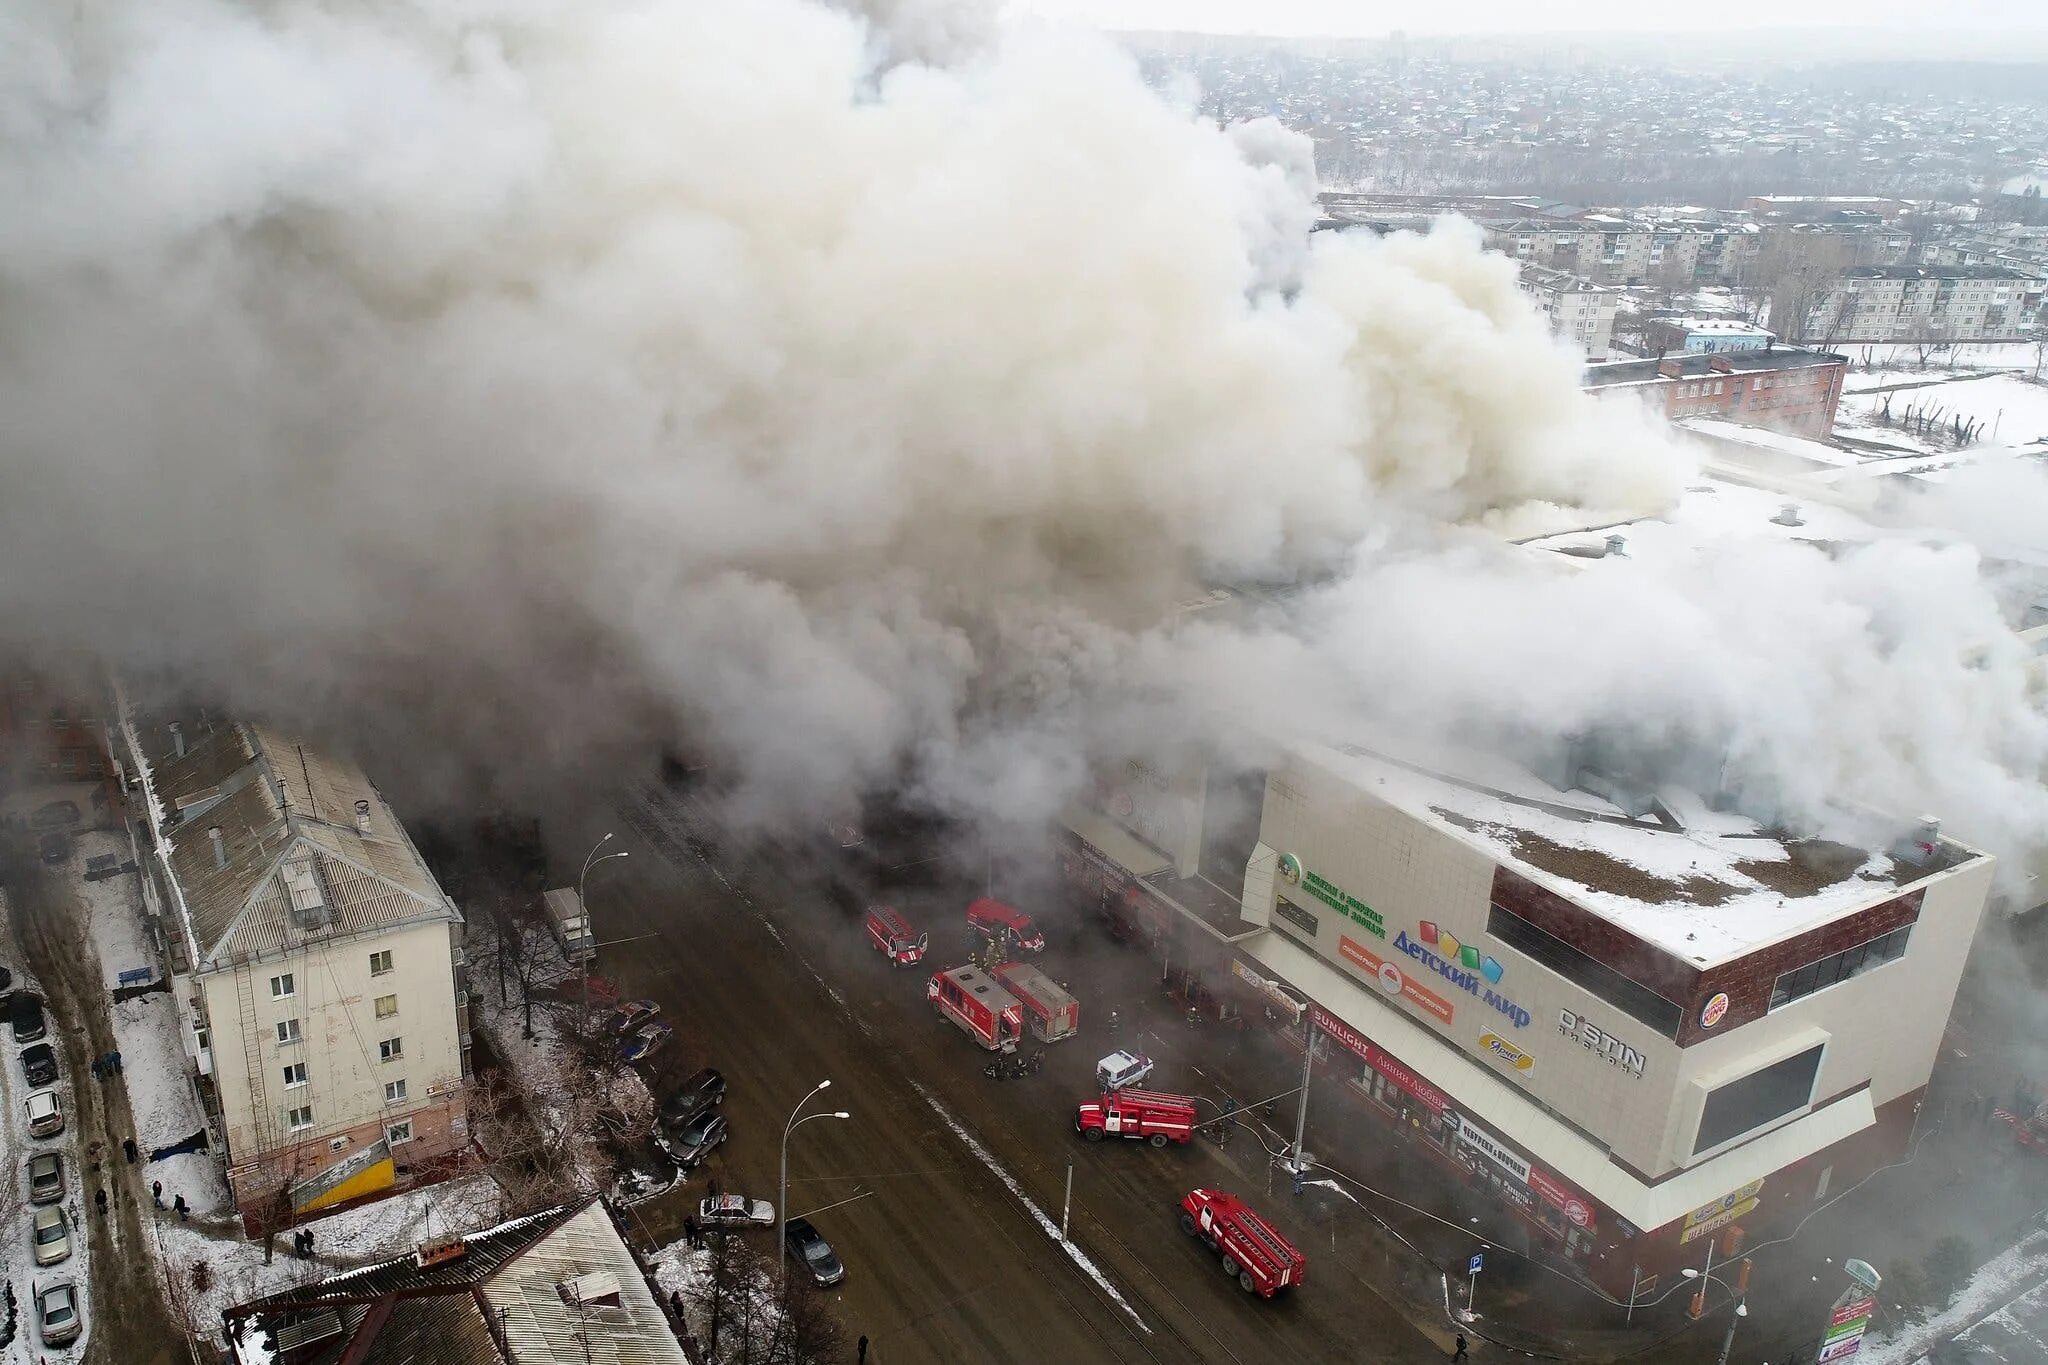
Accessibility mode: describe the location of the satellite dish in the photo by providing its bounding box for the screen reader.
[1845,1259,1882,1292]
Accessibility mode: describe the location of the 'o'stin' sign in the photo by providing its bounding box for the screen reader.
[1700,992,1731,1029]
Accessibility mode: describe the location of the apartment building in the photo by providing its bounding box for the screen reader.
[1057,737,1993,1298]
[1519,264,1616,361]
[0,665,119,801]
[1582,347,1846,438]
[1781,265,2038,344]
[114,706,472,1233]
[1487,219,1762,288]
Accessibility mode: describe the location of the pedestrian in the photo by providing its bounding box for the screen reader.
[124,1137,138,1164]
[304,1226,314,1255]
[90,1057,103,1082]
[858,1335,869,1364]
[1292,1167,1305,1197]
[151,1180,163,1207]
[683,1213,699,1248]
[94,1188,107,1217]
[707,1176,720,1201]
[1453,1331,1469,1362]
[174,1193,188,1222]
[112,1050,123,1075]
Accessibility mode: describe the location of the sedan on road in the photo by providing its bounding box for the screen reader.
[20,1042,57,1087]
[27,1151,64,1206]
[663,1111,728,1168]
[621,1021,673,1065]
[660,1067,727,1130]
[699,1194,774,1227]
[31,1206,71,1267]
[784,1217,846,1287]
[37,1280,81,1347]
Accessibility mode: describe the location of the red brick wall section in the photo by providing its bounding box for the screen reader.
[1679,889,1922,1045]
[1490,867,1700,1004]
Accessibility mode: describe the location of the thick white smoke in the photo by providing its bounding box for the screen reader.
[1,0,2042,878]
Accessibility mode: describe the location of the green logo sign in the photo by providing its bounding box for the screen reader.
[1300,870,1386,939]
[1277,852,1303,885]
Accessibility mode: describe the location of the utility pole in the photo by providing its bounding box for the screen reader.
[1290,1014,1315,1178]
[1061,1165,1073,1241]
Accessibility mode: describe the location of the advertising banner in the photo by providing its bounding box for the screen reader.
[1309,1005,1450,1114]
[1453,1115,1533,1184]
[1340,935,1457,1024]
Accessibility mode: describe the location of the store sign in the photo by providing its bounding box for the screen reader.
[1310,1006,1449,1114]
[1559,1008,1648,1077]
[1277,852,1303,885]
[1527,1167,1596,1230]
[1680,1179,1765,1244]
[1341,936,1457,1024]
[1817,1294,1877,1364]
[1394,930,1531,1028]
[1232,959,1304,1023]
[1453,1115,1532,1184]
[1700,992,1731,1029]
[1478,1032,1535,1074]
[1300,868,1387,939]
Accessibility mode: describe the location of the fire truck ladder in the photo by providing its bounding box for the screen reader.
[236,964,279,1179]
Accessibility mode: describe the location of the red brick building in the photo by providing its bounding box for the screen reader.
[1584,347,1847,438]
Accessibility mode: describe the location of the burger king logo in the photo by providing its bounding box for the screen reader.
[1700,992,1730,1030]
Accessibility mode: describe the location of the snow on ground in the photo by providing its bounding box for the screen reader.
[1839,373,2048,449]
[1860,1228,2048,1365]
[72,828,229,1217]
[1843,342,2045,372]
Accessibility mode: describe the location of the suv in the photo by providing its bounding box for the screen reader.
[665,1110,728,1169]
[661,1068,727,1131]
[1095,1049,1155,1092]
[27,1151,63,1206]
[20,1042,58,1088]
[24,1090,63,1139]
[11,993,47,1044]
[784,1217,846,1287]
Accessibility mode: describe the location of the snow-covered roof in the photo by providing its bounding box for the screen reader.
[1299,740,1969,967]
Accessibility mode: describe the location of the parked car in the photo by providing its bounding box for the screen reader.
[1095,1049,1155,1092]
[31,800,81,829]
[20,1042,57,1087]
[36,830,69,865]
[31,1206,71,1267]
[609,999,661,1036]
[27,1151,63,1206]
[620,1021,673,1064]
[698,1193,774,1227]
[11,993,47,1043]
[24,1089,63,1139]
[665,1111,728,1168]
[36,1279,80,1347]
[783,1217,846,1286]
[661,1068,727,1130]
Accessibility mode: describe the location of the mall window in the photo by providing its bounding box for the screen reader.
[1486,906,1683,1038]
[1769,926,1910,1010]
[1694,1044,1824,1154]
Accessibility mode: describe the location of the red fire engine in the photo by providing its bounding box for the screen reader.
[991,961,1079,1042]
[1075,1090,1197,1146]
[928,965,1024,1052]
[865,906,928,967]
[1178,1188,1306,1298]
[966,897,1046,954]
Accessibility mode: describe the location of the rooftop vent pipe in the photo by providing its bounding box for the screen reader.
[209,826,225,869]
[1604,534,1627,558]
[354,799,373,835]
[1773,503,1805,527]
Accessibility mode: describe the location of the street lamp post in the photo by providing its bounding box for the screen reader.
[577,833,629,1017]
[779,1081,850,1290]
[1683,1264,1751,1365]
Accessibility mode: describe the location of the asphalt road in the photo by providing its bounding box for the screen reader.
[599,784,1455,1365]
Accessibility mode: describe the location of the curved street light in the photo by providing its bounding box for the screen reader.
[779,1080,850,1289]
[577,833,629,1016]
[1683,1265,1751,1365]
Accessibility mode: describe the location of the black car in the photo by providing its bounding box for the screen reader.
[10,994,46,1044]
[661,1068,727,1131]
[665,1111,728,1168]
[784,1217,846,1287]
[20,1043,58,1088]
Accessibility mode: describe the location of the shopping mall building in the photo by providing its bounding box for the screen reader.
[1057,736,1994,1299]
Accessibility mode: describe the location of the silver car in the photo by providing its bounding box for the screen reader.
[37,1280,80,1347]
[31,1206,71,1267]
[27,1151,62,1206]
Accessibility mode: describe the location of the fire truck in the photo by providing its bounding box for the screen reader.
[1177,1188,1306,1298]
[865,906,928,967]
[966,897,1046,954]
[928,966,1025,1053]
[991,961,1079,1042]
[1075,1090,1197,1146]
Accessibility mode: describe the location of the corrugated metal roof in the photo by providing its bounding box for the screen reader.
[480,1204,689,1365]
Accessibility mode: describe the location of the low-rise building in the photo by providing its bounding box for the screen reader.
[1519,264,1616,361]
[0,665,118,802]
[113,705,473,1233]
[1582,347,1846,438]
[1641,318,1776,354]
[1779,265,2038,344]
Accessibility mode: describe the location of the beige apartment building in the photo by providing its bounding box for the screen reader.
[1781,265,2038,343]
[115,706,472,1232]
[1518,264,1617,361]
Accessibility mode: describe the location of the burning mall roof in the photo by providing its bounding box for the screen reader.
[1301,738,1979,967]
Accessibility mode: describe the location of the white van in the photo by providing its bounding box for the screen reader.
[1096,1049,1155,1092]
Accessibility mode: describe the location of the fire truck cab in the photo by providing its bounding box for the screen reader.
[1075,1090,1197,1147]
[1178,1188,1305,1298]
[865,906,928,967]
[991,961,1079,1042]
[928,966,1025,1053]
[966,897,1046,954]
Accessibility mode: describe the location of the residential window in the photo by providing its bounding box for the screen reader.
[276,1018,302,1045]
[195,1027,210,1053]
[385,1079,408,1104]
[286,1105,314,1131]
[1770,925,1911,1010]
[386,1120,414,1146]
[379,1036,403,1062]
[375,994,398,1019]
[369,950,394,977]
[269,973,294,1000]
[282,1062,308,1089]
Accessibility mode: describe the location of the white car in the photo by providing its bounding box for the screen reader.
[698,1194,774,1227]
[25,1089,63,1139]
[1096,1049,1155,1092]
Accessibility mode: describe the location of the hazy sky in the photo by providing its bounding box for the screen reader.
[1015,0,2031,39]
